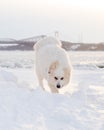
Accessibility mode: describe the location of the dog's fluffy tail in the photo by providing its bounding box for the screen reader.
[33,36,62,51]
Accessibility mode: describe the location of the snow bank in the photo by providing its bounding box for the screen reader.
[0,69,104,130]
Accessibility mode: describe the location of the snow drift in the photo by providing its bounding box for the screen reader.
[0,68,104,130]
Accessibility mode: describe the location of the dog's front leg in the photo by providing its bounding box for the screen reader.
[37,74,45,91]
[36,70,45,91]
[50,86,59,93]
[38,79,45,91]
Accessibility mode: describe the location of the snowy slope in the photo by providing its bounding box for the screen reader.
[0,68,104,130]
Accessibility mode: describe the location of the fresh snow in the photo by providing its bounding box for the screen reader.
[0,51,104,130]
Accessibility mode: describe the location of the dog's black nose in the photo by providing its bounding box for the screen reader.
[57,84,61,88]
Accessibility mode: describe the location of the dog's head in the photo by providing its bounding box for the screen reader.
[47,61,71,89]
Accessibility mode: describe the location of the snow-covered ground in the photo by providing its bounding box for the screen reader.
[0,51,104,130]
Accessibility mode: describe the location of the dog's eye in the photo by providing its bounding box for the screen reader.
[54,77,58,80]
[60,77,64,80]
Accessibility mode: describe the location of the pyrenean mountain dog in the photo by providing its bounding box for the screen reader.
[34,37,72,93]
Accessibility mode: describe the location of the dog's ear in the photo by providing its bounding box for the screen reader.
[48,61,59,74]
[64,67,71,79]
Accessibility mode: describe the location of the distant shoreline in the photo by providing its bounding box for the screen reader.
[0,35,104,51]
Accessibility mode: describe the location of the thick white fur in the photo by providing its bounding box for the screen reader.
[34,37,72,93]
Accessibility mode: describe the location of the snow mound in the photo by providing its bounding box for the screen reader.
[0,69,104,130]
[0,70,17,82]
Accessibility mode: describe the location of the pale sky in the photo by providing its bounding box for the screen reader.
[0,0,104,43]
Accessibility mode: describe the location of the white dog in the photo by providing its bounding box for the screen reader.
[34,37,72,93]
